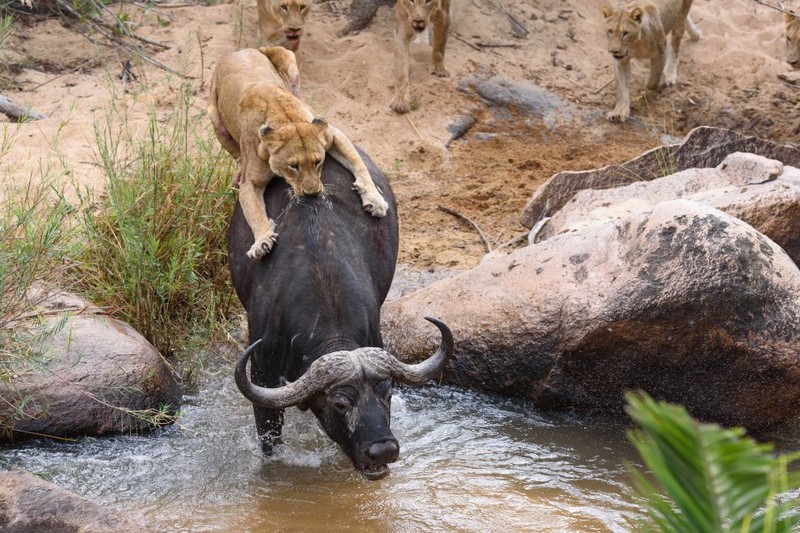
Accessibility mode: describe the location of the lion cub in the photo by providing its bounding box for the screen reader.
[258,0,309,51]
[390,0,452,114]
[786,11,800,68]
[208,47,389,259]
[601,0,700,123]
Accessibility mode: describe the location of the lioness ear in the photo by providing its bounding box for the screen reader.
[629,6,643,22]
[259,124,274,141]
[311,116,329,136]
[601,5,614,18]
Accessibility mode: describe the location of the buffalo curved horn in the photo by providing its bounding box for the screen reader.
[235,338,348,409]
[384,316,453,385]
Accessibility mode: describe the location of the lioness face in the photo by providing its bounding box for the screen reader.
[271,0,309,51]
[786,13,800,68]
[602,5,643,59]
[402,0,441,33]
[258,119,328,197]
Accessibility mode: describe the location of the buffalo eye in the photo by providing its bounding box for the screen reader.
[332,397,351,414]
[375,379,393,402]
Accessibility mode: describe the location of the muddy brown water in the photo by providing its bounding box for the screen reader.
[1,380,641,532]
[5,266,796,532]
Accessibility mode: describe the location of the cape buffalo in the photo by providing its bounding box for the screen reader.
[228,148,452,480]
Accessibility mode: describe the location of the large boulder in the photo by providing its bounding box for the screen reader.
[538,152,800,265]
[520,126,800,229]
[0,469,138,532]
[0,289,181,442]
[382,201,800,432]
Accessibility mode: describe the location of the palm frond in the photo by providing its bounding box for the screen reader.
[625,391,800,532]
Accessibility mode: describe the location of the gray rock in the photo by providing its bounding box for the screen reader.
[0,469,138,532]
[382,201,800,432]
[520,126,800,229]
[0,289,181,442]
[539,152,800,266]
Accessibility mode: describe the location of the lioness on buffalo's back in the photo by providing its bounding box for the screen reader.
[601,0,700,123]
[228,142,453,480]
[207,47,389,259]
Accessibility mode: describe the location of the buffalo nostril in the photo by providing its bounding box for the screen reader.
[367,440,399,464]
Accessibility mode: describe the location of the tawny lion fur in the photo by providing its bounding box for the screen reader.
[258,0,309,51]
[786,11,800,68]
[390,0,453,114]
[208,47,388,260]
[601,0,701,123]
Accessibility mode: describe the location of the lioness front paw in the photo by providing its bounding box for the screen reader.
[358,188,389,218]
[606,107,629,123]
[431,66,450,78]
[390,98,410,114]
[247,230,278,259]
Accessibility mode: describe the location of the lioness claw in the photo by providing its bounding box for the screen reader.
[248,232,279,259]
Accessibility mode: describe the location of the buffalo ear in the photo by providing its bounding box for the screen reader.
[629,6,643,22]
[601,5,614,18]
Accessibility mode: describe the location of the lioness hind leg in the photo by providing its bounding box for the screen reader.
[258,46,301,96]
[208,83,241,157]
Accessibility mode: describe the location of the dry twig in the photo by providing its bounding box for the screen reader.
[438,205,492,253]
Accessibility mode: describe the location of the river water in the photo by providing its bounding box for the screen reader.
[2,376,641,532]
[3,266,646,532]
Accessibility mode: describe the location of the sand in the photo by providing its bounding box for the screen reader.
[1,0,798,268]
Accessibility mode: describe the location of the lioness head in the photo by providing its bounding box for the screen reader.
[257,117,328,197]
[401,0,441,33]
[786,12,800,68]
[270,0,309,51]
[602,4,644,59]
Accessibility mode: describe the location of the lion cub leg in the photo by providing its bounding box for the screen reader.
[607,56,632,123]
[326,125,389,217]
[430,7,450,77]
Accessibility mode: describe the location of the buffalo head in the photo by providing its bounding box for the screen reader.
[235,317,452,480]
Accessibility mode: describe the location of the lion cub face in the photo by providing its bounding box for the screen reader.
[257,117,328,197]
[401,0,442,33]
[270,0,310,51]
[602,5,644,59]
[786,13,800,68]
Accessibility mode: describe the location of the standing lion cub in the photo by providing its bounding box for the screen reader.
[208,47,389,259]
[601,0,700,123]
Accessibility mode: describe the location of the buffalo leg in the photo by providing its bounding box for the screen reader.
[254,406,284,454]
